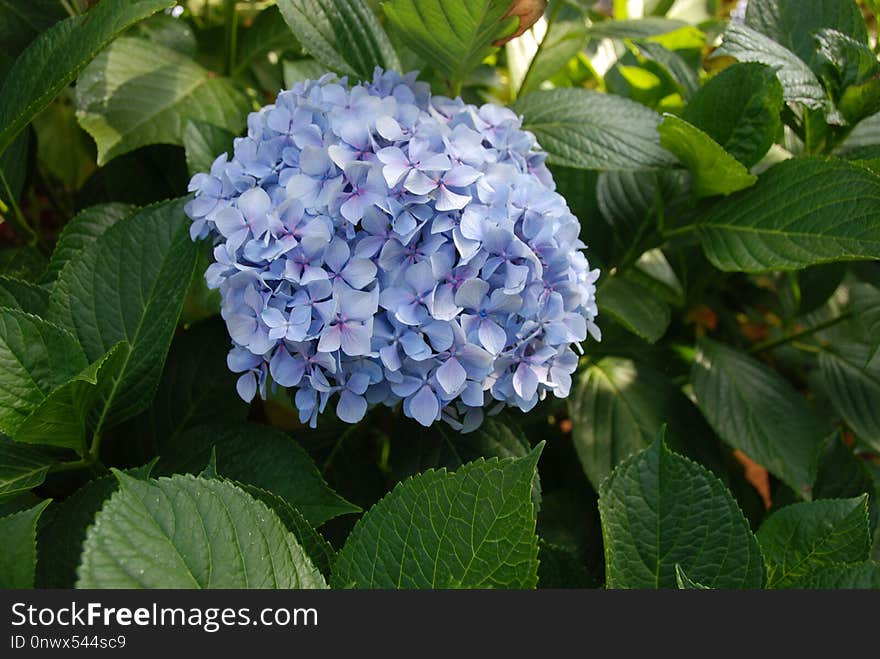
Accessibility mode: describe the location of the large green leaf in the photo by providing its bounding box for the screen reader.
[42,203,135,284]
[14,342,128,450]
[49,198,199,431]
[715,22,827,111]
[128,319,248,450]
[277,0,400,81]
[757,495,871,588]
[569,357,725,490]
[76,37,249,166]
[36,462,154,588]
[235,483,337,580]
[77,472,327,588]
[0,308,88,439]
[0,499,51,588]
[818,343,880,453]
[0,438,54,497]
[694,158,880,272]
[683,62,783,168]
[183,119,235,178]
[383,0,514,91]
[849,282,880,363]
[0,0,175,158]
[0,0,66,59]
[598,436,764,589]
[691,338,826,496]
[658,115,757,199]
[597,276,671,343]
[156,422,359,527]
[744,0,867,65]
[804,561,880,589]
[514,88,675,170]
[332,445,543,588]
[583,17,688,40]
[0,276,48,315]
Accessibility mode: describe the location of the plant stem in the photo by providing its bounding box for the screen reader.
[749,312,853,354]
[0,168,38,246]
[224,0,239,76]
[662,223,697,239]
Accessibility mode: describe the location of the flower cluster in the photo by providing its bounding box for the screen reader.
[185,68,600,430]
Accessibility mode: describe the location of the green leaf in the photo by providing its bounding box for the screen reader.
[42,203,135,285]
[518,1,588,97]
[757,495,871,588]
[234,6,300,75]
[818,343,880,453]
[131,12,197,56]
[584,17,688,40]
[0,499,51,588]
[0,438,54,497]
[277,0,400,81]
[383,0,514,91]
[514,88,675,170]
[597,275,671,343]
[635,41,699,99]
[0,0,175,158]
[156,422,359,527]
[0,308,89,440]
[715,22,828,111]
[236,483,336,579]
[0,129,28,212]
[0,0,66,59]
[76,37,249,166]
[744,0,867,65]
[804,561,880,589]
[32,98,96,190]
[537,540,595,588]
[658,115,757,199]
[183,119,235,177]
[77,472,327,588]
[682,62,783,168]
[0,246,47,281]
[570,357,726,490]
[0,276,48,315]
[814,29,880,124]
[332,445,543,588]
[127,318,248,450]
[692,338,826,496]
[694,158,880,272]
[675,565,710,589]
[49,198,199,430]
[14,342,128,450]
[849,282,880,363]
[36,463,154,588]
[599,436,764,589]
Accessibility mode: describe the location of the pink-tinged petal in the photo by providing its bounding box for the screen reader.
[409,385,439,427]
[435,186,472,212]
[444,165,482,187]
[339,286,378,320]
[436,357,466,394]
[238,187,271,221]
[214,207,245,237]
[478,319,507,355]
[337,390,368,423]
[376,115,405,141]
[403,169,438,195]
[429,283,461,321]
[340,322,372,356]
[379,286,412,311]
[317,324,342,353]
[340,194,367,223]
[513,362,539,400]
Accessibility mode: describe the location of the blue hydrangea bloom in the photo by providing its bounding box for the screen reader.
[186,68,600,431]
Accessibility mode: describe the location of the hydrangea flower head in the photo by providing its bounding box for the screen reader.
[186,68,600,431]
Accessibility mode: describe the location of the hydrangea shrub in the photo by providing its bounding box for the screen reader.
[186,69,600,430]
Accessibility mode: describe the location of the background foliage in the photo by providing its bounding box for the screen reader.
[1,0,879,590]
